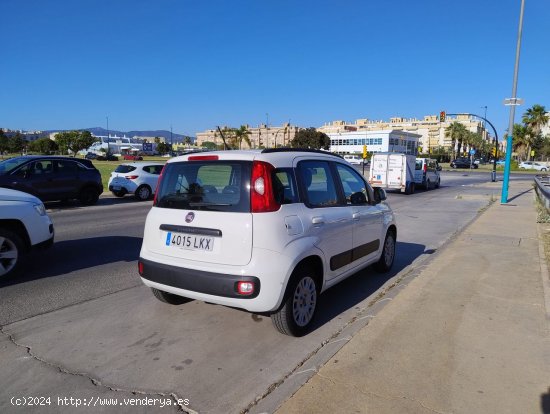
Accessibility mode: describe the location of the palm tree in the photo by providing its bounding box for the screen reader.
[233,125,252,150]
[445,122,468,160]
[183,137,192,148]
[522,104,548,135]
[512,123,529,160]
[522,105,548,160]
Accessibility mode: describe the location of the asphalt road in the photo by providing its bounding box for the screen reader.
[0,172,535,414]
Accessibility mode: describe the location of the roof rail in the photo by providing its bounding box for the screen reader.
[261,148,343,159]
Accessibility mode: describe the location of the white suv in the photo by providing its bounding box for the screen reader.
[108,162,165,201]
[0,188,54,278]
[138,149,396,336]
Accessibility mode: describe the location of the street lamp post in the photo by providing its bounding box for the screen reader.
[501,0,525,204]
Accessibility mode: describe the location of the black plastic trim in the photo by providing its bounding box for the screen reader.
[139,258,260,299]
[261,148,344,159]
[330,240,380,271]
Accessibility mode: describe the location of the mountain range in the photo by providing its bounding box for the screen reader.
[43,127,193,143]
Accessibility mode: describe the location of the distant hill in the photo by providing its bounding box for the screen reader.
[44,127,194,143]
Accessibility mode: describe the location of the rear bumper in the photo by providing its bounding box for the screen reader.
[139,257,261,299]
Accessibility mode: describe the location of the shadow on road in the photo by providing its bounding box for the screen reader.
[45,196,152,211]
[0,236,142,288]
[311,241,427,332]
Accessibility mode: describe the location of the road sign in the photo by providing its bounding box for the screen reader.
[503,98,524,106]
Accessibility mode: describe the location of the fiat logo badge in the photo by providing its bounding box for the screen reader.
[185,212,195,223]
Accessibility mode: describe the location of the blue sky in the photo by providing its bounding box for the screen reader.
[1,0,548,138]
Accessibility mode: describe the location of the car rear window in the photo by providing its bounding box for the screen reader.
[155,161,251,212]
[115,165,137,173]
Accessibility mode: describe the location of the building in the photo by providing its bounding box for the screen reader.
[326,129,421,156]
[318,114,489,154]
[196,123,300,149]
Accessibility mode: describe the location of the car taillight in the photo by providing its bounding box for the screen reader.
[125,175,139,180]
[153,166,166,206]
[138,261,144,275]
[251,161,280,213]
[423,164,427,173]
[188,155,219,161]
[236,281,255,295]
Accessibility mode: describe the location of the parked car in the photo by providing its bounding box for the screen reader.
[123,154,143,161]
[108,162,164,201]
[0,156,103,205]
[96,154,119,161]
[450,157,478,169]
[0,187,54,278]
[138,149,396,336]
[519,161,548,171]
[343,154,363,165]
[85,152,98,160]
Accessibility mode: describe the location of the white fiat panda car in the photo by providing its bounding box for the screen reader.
[138,149,396,336]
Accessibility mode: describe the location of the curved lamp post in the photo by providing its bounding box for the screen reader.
[446,113,499,182]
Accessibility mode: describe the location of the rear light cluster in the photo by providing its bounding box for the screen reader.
[125,175,139,180]
[236,281,255,296]
[152,165,166,206]
[423,164,427,173]
[251,161,280,213]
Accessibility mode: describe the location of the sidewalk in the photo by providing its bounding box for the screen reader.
[276,181,550,414]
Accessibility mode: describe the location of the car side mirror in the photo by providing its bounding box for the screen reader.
[350,191,367,205]
[373,187,387,203]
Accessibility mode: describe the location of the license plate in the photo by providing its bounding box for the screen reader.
[165,232,214,251]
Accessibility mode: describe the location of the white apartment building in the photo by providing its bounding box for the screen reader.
[196,123,300,149]
[318,114,488,153]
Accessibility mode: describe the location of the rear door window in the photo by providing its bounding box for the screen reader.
[115,165,137,173]
[298,160,341,208]
[273,168,298,204]
[156,161,251,212]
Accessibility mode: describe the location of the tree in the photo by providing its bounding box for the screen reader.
[201,141,217,150]
[522,104,548,160]
[290,128,329,150]
[156,142,171,155]
[231,125,252,149]
[445,122,468,160]
[522,104,548,136]
[8,132,26,154]
[0,130,8,154]
[55,131,98,155]
[183,137,192,147]
[512,123,529,159]
[28,137,59,154]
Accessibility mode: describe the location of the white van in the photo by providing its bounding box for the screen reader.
[415,158,441,189]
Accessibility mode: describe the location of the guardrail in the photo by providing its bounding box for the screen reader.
[534,175,550,212]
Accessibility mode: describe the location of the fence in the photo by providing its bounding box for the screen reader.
[534,175,550,213]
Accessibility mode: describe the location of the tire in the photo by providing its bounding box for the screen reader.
[374,229,396,273]
[271,268,319,337]
[151,288,192,305]
[112,190,126,197]
[541,168,547,172]
[135,185,152,201]
[0,229,25,278]
[79,186,99,205]
[435,178,440,189]
[405,182,415,195]
[425,179,431,190]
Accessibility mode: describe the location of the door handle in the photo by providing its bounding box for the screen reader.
[312,217,325,225]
